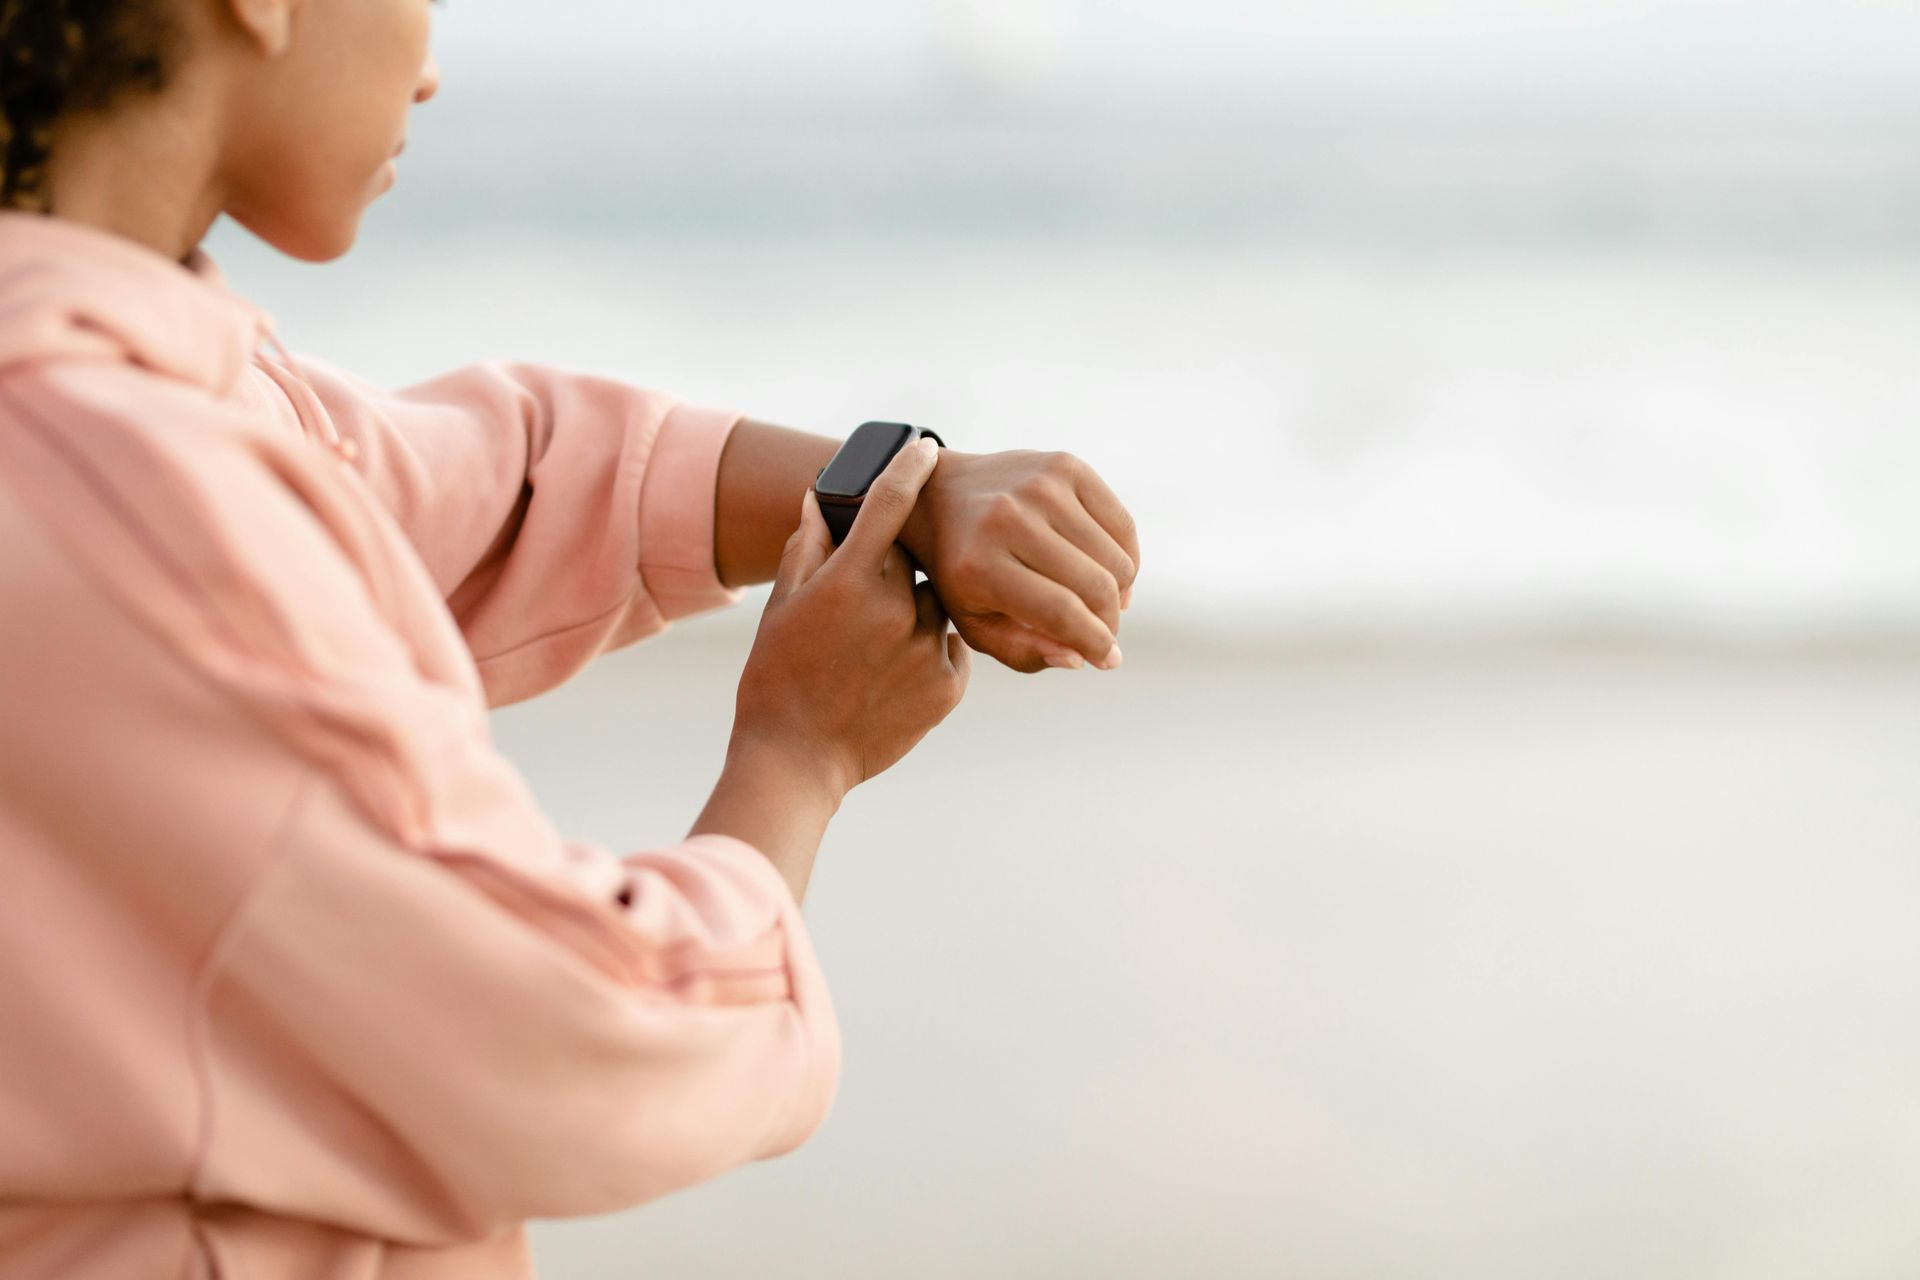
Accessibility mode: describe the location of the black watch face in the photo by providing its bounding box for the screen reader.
[816,422,916,499]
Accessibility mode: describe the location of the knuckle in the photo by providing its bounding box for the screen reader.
[1046,600,1081,635]
[983,491,1024,531]
[808,571,853,610]
[1019,469,1069,507]
[948,543,990,584]
[1043,451,1081,485]
[1022,483,1067,515]
[869,484,912,520]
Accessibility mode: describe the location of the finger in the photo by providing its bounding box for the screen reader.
[956,613,1085,673]
[913,579,948,634]
[947,631,974,693]
[839,437,939,575]
[882,540,915,588]
[997,554,1120,666]
[1048,499,1137,605]
[1019,620,1089,668]
[1007,518,1124,636]
[1070,461,1140,590]
[771,489,833,602]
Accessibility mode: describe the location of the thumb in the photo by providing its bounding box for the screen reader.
[770,489,833,602]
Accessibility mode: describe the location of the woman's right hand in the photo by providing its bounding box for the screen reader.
[729,438,973,800]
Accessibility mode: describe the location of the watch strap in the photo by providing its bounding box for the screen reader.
[820,493,860,545]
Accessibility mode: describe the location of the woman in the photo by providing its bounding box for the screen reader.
[0,0,1140,1276]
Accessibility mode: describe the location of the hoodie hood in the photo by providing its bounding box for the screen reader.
[0,209,348,454]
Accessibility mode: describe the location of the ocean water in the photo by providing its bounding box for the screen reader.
[205,96,1920,642]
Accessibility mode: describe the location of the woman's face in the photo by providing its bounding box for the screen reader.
[220,0,441,261]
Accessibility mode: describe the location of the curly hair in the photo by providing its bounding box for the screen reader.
[0,0,178,212]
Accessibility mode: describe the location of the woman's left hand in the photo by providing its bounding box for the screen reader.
[898,448,1139,673]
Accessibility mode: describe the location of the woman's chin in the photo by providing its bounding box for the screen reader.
[232,204,367,264]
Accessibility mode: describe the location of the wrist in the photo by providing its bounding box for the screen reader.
[900,446,973,571]
[696,733,844,908]
[724,730,853,811]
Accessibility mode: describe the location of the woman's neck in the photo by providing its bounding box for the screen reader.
[43,89,229,266]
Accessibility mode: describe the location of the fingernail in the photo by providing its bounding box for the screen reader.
[1045,652,1085,670]
[1095,643,1123,670]
[1120,584,1133,611]
[915,438,938,462]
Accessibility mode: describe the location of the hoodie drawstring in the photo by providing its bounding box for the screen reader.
[256,326,360,467]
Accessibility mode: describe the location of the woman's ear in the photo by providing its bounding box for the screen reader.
[223,0,298,56]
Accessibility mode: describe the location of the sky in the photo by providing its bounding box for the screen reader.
[431,0,1920,115]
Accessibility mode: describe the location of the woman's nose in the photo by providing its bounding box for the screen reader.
[415,51,441,104]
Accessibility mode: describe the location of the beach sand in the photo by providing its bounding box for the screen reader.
[494,613,1920,1279]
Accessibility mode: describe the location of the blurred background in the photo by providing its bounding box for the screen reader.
[208,2,1920,1276]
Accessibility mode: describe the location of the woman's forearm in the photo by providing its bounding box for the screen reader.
[688,735,846,907]
[714,419,842,590]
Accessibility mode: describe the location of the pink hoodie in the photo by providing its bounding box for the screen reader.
[0,212,840,1278]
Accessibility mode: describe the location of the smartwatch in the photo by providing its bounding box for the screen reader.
[813,421,946,546]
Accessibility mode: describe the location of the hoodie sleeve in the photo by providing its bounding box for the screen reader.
[0,365,838,1248]
[260,352,747,708]
[196,773,843,1245]
[138,410,842,1246]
